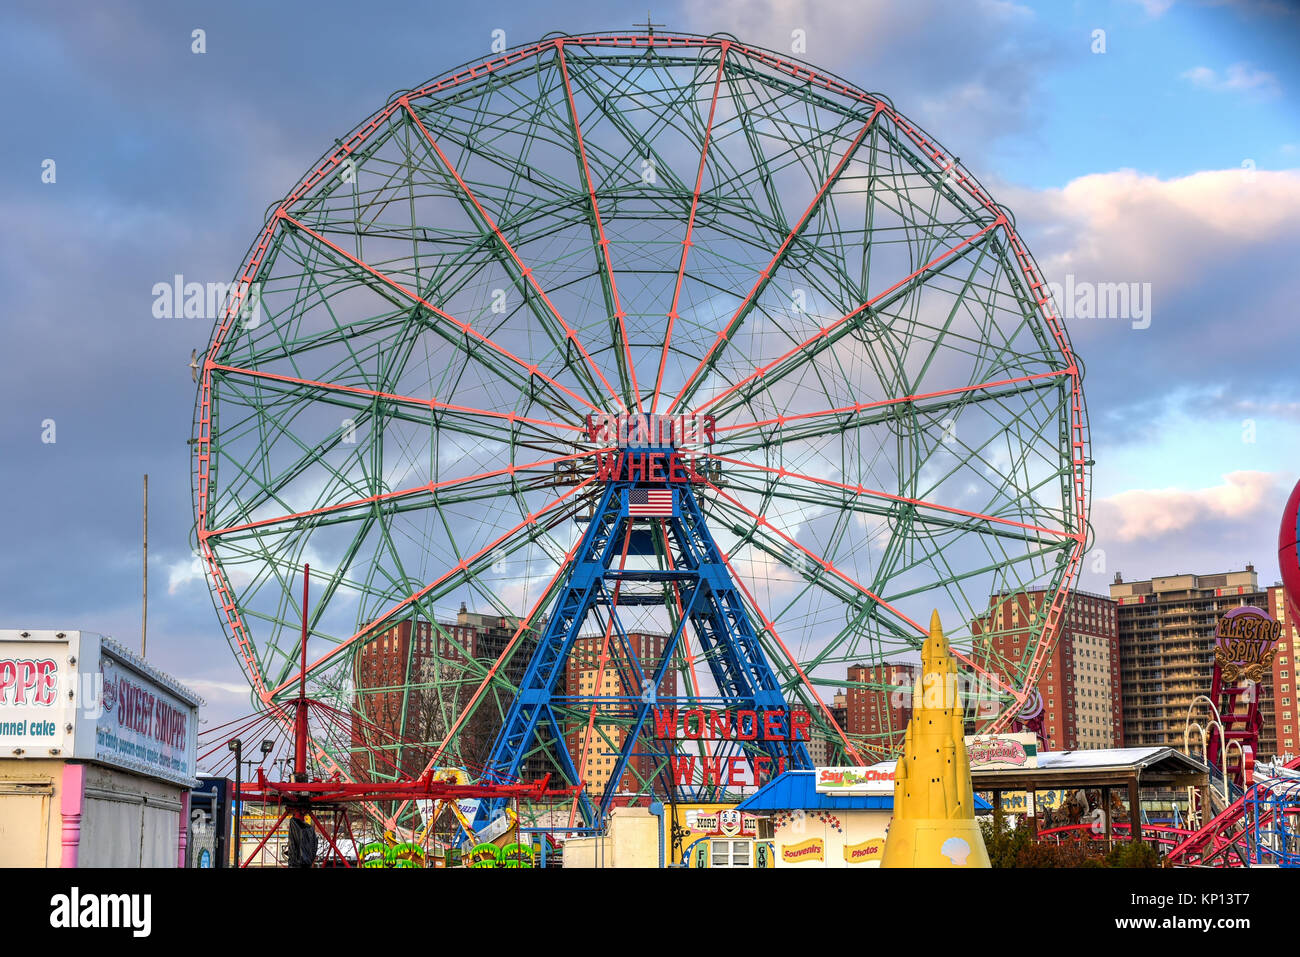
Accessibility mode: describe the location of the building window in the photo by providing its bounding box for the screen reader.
[711,840,752,868]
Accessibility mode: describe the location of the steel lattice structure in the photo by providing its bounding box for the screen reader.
[193,31,1090,831]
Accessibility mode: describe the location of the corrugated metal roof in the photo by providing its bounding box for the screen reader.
[735,770,991,812]
[1036,747,1172,770]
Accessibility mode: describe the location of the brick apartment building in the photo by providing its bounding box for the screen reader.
[971,588,1122,750]
[351,605,550,782]
[1267,584,1298,758]
[1110,567,1274,752]
[564,631,676,798]
[845,662,918,757]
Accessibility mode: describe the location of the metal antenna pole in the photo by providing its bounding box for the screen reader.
[296,564,309,781]
[142,473,148,658]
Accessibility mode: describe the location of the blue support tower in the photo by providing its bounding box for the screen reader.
[473,456,812,833]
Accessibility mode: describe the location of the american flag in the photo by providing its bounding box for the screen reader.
[628,488,675,517]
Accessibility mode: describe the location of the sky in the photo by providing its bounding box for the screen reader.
[1,0,1298,728]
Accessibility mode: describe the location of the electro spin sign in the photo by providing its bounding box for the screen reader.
[1213,606,1281,683]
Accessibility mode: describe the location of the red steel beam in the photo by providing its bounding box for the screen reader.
[666,104,884,415]
[712,452,1081,541]
[205,448,604,540]
[652,41,729,414]
[556,41,640,412]
[685,216,1005,417]
[280,212,602,414]
[210,362,582,435]
[265,476,598,698]
[400,99,627,414]
[712,368,1074,438]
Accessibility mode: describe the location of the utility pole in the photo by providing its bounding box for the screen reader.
[142,473,148,658]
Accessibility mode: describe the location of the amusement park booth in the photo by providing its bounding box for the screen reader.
[970,746,1210,848]
[187,774,234,868]
[564,801,768,868]
[0,630,201,867]
[563,767,993,868]
[737,766,992,868]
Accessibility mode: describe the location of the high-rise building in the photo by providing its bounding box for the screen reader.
[351,618,439,780]
[846,662,918,756]
[1110,567,1269,750]
[805,690,849,766]
[830,689,848,736]
[351,605,549,782]
[1267,585,1297,759]
[439,606,553,781]
[971,589,1121,750]
[564,631,677,798]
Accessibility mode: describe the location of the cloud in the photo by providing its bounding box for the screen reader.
[1006,167,1300,287]
[1180,389,1300,424]
[167,554,205,595]
[1198,0,1300,17]
[1137,0,1300,20]
[676,0,1059,161]
[997,166,1300,415]
[1181,63,1281,97]
[1092,470,1285,543]
[180,677,249,700]
[1129,0,1176,15]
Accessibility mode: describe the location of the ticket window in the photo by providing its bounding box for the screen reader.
[710,839,752,868]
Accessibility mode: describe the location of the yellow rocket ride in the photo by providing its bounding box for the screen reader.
[881,611,991,868]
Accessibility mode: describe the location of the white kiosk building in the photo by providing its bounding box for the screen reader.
[0,629,201,867]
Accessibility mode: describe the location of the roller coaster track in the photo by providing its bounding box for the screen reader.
[1037,822,1193,856]
[1164,753,1300,867]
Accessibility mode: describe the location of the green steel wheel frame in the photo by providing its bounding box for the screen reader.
[192,31,1089,829]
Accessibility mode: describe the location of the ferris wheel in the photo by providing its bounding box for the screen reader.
[193,31,1089,829]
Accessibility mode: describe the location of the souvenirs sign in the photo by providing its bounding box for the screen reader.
[781,838,824,863]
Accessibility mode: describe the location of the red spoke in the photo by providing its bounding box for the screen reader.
[707,480,1027,704]
[556,41,640,412]
[666,104,884,415]
[714,368,1073,437]
[400,100,627,414]
[687,216,1005,416]
[266,476,598,698]
[211,362,582,435]
[713,453,1081,541]
[279,212,602,414]
[205,448,605,539]
[570,522,636,827]
[386,534,589,824]
[651,43,729,414]
[705,478,924,635]
[711,546,865,765]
